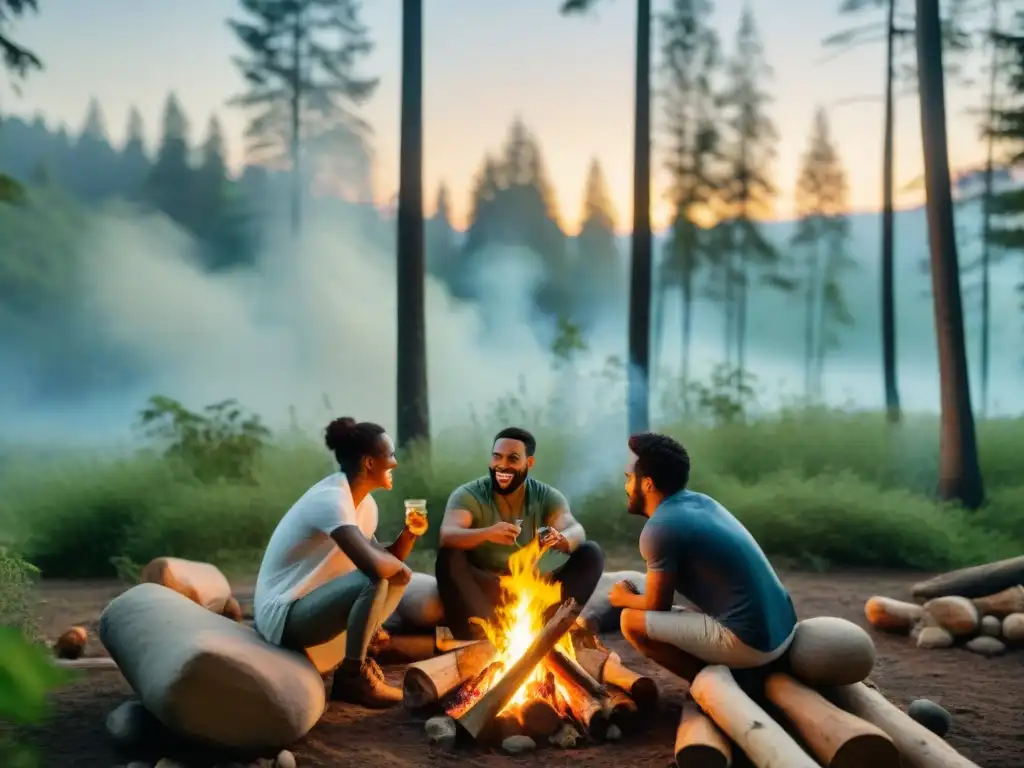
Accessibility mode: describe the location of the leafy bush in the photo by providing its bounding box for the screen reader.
[2,389,1023,578]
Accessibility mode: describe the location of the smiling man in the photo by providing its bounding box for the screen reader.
[609,432,797,682]
[435,426,604,639]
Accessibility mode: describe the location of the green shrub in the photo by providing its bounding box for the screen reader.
[2,391,1023,578]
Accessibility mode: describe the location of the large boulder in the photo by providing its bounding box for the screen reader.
[785,616,876,687]
[383,572,446,633]
[100,583,325,751]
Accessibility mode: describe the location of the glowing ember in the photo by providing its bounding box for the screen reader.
[446,538,576,718]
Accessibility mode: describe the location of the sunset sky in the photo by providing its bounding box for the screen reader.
[1,0,1011,232]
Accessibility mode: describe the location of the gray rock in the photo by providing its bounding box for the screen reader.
[105,700,150,747]
[154,760,188,768]
[548,723,581,748]
[965,635,1006,657]
[606,724,623,741]
[501,735,536,754]
[425,715,457,750]
[980,615,1002,637]
[125,763,151,768]
[275,750,297,768]
[907,698,952,737]
[916,626,954,649]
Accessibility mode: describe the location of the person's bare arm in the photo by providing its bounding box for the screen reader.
[542,503,585,553]
[384,527,418,561]
[439,506,519,549]
[332,526,406,580]
[608,570,675,611]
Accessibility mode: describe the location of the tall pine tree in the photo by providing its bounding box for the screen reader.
[120,106,150,200]
[426,183,458,283]
[228,0,378,237]
[146,93,194,229]
[791,108,855,400]
[573,158,622,328]
[660,0,721,385]
[0,0,41,204]
[717,5,782,377]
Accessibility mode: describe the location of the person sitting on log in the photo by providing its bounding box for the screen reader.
[435,426,605,640]
[609,432,797,681]
[253,417,427,708]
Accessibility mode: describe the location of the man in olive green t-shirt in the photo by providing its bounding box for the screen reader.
[435,426,605,639]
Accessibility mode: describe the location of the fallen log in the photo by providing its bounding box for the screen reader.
[375,634,437,664]
[690,665,818,768]
[549,657,611,741]
[575,648,658,709]
[547,647,606,698]
[765,673,899,768]
[972,585,1024,617]
[436,626,480,652]
[911,555,1024,602]
[403,641,496,711]
[864,597,924,633]
[55,657,119,670]
[674,699,732,768]
[827,682,981,768]
[456,599,580,741]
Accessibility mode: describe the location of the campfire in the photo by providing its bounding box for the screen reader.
[402,540,654,749]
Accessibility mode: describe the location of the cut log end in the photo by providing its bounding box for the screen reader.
[402,669,439,711]
[832,733,906,767]
[674,700,732,768]
[673,744,730,768]
[521,699,562,737]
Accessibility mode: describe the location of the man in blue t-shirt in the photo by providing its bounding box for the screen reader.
[607,432,797,681]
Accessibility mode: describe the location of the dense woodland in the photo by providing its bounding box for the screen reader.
[0,0,1022,508]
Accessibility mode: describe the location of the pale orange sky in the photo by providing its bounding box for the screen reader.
[1,0,1010,233]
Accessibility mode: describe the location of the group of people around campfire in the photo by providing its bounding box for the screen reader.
[252,418,798,709]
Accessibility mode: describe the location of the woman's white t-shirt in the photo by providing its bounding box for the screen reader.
[253,472,378,646]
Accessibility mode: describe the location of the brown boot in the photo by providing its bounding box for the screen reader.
[330,659,402,708]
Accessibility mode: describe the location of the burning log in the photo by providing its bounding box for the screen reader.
[764,673,899,768]
[403,641,496,711]
[456,599,580,741]
[603,685,639,734]
[690,665,818,768]
[828,682,981,768]
[547,647,606,698]
[575,648,658,709]
[674,700,732,768]
[550,661,611,741]
[911,555,1024,601]
[494,710,525,740]
[521,699,562,737]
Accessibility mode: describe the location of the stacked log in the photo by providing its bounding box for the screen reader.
[864,561,1024,655]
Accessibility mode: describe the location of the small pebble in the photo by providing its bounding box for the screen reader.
[502,735,536,754]
[126,763,150,768]
[548,723,581,748]
[154,760,187,768]
[980,615,1001,637]
[275,750,296,768]
[907,698,952,737]
[424,715,457,750]
[606,724,622,741]
[965,635,1005,656]
[916,626,953,649]
[105,700,149,746]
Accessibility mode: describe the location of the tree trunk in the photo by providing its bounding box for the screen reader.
[627,0,653,435]
[289,12,303,239]
[978,0,1001,420]
[915,0,984,508]
[396,0,430,448]
[682,265,694,387]
[881,0,901,423]
[803,249,816,399]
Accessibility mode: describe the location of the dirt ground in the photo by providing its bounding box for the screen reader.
[14,571,1023,767]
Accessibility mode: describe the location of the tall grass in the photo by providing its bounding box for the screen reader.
[0,391,1020,578]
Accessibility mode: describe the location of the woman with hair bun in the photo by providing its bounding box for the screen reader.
[253,417,426,708]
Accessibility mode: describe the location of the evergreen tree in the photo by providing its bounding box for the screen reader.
[194,116,235,268]
[573,158,622,328]
[72,97,119,201]
[120,106,150,200]
[0,0,41,204]
[460,120,568,317]
[790,108,855,401]
[228,0,378,237]
[659,0,720,385]
[425,183,458,283]
[717,6,783,377]
[989,14,1023,252]
[146,92,195,229]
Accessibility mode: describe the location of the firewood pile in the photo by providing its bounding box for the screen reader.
[865,554,1024,656]
[404,601,982,766]
[403,600,657,753]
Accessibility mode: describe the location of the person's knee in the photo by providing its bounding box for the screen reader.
[572,540,604,574]
[620,608,649,647]
[435,546,466,579]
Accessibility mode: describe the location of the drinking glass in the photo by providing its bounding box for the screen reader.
[404,499,428,535]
